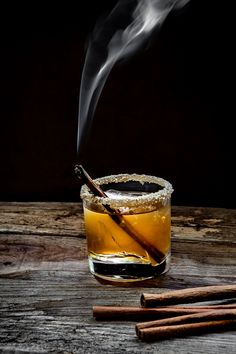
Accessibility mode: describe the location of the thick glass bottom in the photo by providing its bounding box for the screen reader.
[88,252,170,282]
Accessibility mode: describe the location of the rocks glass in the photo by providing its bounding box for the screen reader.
[80,173,173,282]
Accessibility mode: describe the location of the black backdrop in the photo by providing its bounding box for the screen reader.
[0,1,235,207]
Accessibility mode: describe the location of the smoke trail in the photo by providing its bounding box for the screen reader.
[77,0,189,155]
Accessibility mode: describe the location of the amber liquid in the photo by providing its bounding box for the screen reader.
[83,202,171,281]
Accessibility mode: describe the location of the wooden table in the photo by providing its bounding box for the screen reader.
[0,202,236,353]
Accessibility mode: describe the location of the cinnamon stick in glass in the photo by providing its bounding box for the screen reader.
[75,164,165,263]
[141,285,236,307]
[137,319,236,341]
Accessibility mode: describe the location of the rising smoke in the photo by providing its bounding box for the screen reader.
[77,0,189,155]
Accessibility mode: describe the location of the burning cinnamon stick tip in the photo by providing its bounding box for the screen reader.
[74,164,86,182]
[74,164,107,197]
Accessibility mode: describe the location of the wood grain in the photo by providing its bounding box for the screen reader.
[0,202,236,353]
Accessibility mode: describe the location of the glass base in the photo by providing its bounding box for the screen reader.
[88,252,171,282]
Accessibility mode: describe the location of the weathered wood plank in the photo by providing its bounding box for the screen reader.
[1,236,235,284]
[0,203,236,353]
[1,276,236,353]
[0,234,87,273]
[0,202,84,236]
[172,206,236,242]
[1,203,235,238]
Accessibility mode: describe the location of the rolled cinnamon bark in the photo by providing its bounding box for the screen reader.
[141,285,236,307]
[168,304,236,310]
[93,303,236,320]
[92,306,209,320]
[136,309,236,332]
[137,319,236,341]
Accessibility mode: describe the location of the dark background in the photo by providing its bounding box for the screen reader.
[0,1,234,207]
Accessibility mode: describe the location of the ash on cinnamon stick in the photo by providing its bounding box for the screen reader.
[141,285,236,307]
[75,164,107,198]
[75,164,165,263]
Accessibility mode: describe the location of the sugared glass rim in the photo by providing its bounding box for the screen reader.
[80,173,173,208]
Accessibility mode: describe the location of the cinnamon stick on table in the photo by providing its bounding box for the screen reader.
[137,319,236,341]
[93,304,236,321]
[92,306,212,321]
[136,309,236,332]
[166,304,236,310]
[141,285,236,307]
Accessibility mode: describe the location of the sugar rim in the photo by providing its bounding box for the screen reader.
[80,173,173,208]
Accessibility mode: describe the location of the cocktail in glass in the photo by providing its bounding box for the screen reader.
[80,173,173,282]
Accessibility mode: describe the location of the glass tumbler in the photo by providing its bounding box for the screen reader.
[80,173,173,282]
